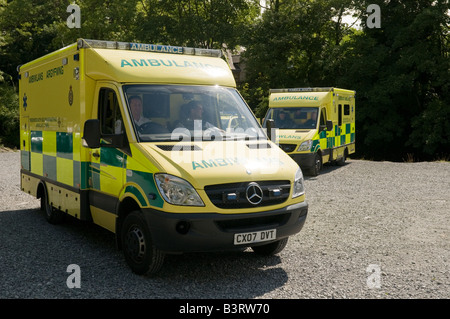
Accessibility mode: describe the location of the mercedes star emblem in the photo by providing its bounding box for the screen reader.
[245,182,263,205]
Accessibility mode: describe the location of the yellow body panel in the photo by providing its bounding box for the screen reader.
[84,48,235,87]
[90,207,116,233]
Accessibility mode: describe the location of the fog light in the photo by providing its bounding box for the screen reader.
[176,221,190,235]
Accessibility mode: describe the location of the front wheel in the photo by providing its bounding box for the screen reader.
[308,153,322,176]
[251,237,289,255]
[121,211,165,275]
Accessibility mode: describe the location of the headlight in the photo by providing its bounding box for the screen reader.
[292,167,305,198]
[155,174,204,206]
[297,140,312,152]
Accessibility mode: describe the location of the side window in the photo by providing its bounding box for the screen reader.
[98,88,124,136]
[338,104,342,126]
[344,104,350,116]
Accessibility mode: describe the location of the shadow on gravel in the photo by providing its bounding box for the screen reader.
[1,208,288,299]
[153,252,288,298]
[303,160,352,180]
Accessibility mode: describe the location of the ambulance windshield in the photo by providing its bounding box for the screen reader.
[263,107,319,130]
[123,85,266,142]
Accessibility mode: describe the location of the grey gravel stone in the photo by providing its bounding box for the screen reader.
[0,150,449,299]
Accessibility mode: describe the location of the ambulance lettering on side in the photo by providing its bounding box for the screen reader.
[263,88,356,176]
[18,39,308,275]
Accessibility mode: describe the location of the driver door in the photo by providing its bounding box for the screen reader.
[88,83,127,232]
[319,108,331,163]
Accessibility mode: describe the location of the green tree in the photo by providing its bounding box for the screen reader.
[240,0,356,117]
[53,0,140,45]
[1,0,448,160]
[0,71,19,148]
[134,0,259,48]
[0,0,73,78]
[338,0,450,160]
[242,0,449,161]
[0,0,142,79]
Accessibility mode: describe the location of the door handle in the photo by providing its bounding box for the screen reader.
[92,151,100,158]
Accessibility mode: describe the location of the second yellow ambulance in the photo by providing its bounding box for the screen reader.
[263,88,356,176]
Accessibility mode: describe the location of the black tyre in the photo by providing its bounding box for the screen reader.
[251,237,289,256]
[121,211,165,275]
[336,149,347,166]
[41,184,64,224]
[308,153,322,176]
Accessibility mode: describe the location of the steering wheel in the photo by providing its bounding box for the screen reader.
[137,122,169,134]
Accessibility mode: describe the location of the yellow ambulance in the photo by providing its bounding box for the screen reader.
[263,88,356,176]
[18,39,308,275]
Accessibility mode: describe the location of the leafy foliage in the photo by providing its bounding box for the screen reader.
[0,71,19,147]
[0,0,448,160]
[336,0,450,160]
[241,0,449,161]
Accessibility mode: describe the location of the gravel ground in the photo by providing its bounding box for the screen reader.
[0,150,449,300]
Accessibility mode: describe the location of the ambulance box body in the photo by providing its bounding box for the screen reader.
[19,39,308,275]
[263,88,355,176]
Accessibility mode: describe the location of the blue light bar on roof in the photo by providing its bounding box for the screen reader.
[270,88,334,93]
[77,39,222,58]
[129,42,183,54]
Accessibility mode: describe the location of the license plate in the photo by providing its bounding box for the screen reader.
[234,229,276,245]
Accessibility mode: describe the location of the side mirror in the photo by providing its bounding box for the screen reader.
[83,119,101,148]
[266,119,274,141]
[326,120,333,132]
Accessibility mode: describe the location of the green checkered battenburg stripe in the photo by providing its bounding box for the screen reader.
[21,130,163,208]
[22,130,84,188]
[311,123,355,152]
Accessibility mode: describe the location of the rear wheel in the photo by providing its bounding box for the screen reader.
[251,237,289,255]
[336,149,347,166]
[121,211,165,275]
[41,184,64,224]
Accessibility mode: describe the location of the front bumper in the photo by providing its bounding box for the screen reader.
[289,153,315,171]
[142,201,308,253]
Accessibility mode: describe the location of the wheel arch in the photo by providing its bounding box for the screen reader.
[36,180,46,199]
[115,196,141,250]
[36,180,47,210]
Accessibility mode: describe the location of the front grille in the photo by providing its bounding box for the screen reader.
[204,180,290,209]
[279,144,297,153]
[156,144,202,151]
[246,143,271,149]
